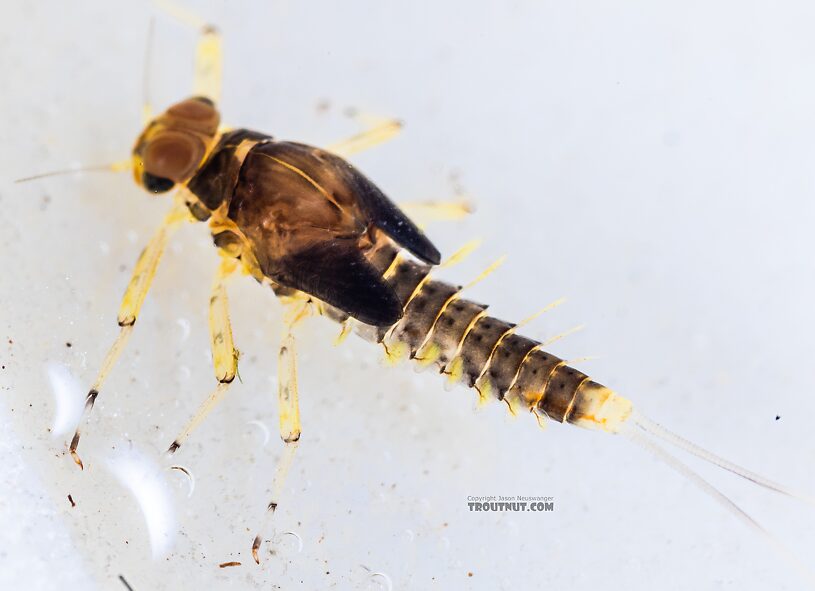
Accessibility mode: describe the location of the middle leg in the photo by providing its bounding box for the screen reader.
[326,115,404,158]
[167,256,239,454]
[324,112,475,223]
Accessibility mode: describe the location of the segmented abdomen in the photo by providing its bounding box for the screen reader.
[324,243,632,432]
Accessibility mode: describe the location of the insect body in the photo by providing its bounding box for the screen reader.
[131,94,630,432]
[41,12,811,580]
[126,92,632,433]
[178,120,440,325]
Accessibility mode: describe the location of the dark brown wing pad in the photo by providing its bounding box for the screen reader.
[265,142,441,265]
[276,240,403,327]
[224,139,439,326]
[347,170,441,265]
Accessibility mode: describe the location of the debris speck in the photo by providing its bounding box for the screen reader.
[68,494,76,507]
[775,415,781,421]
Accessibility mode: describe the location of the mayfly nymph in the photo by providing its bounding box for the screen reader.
[21,7,813,578]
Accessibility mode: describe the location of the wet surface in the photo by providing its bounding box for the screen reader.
[3,1,815,590]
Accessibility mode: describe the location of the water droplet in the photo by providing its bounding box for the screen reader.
[168,464,195,498]
[176,365,191,382]
[247,420,271,447]
[280,530,304,553]
[368,572,393,591]
[106,445,177,558]
[46,363,84,438]
[176,318,191,342]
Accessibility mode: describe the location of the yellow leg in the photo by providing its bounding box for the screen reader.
[252,330,302,564]
[325,112,474,223]
[69,202,188,468]
[154,0,222,103]
[142,17,156,124]
[324,115,475,232]
[276,333,301,445]
[193,25,222,104]
[397,199,474,224]
[327,116,403,158]
[166,257,239,454]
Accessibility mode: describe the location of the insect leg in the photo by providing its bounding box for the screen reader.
[326,116,404,158]
[166,257,239,454]
[327,118,474,225]
[153,0,222,103]
[397,199,474,224]
[69,202,189,468]
[193,25,222,104]
[142,17,156,124]
[252,330,301,564]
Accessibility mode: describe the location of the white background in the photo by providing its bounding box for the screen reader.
[2,1,815,590]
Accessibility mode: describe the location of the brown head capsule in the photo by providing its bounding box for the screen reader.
[132,96,220,193]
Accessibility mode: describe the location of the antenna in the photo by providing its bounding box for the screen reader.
[15,160,130,184]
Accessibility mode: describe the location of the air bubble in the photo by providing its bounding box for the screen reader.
[176,365,191,382]
[168,464,196,498]
[247,420,271,446]
[280,530,304,553]
[46,363,84,438]
[368,571,393,591]
[106,444,177,558]
[176,318,191,342]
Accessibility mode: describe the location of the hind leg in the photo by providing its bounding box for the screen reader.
[251,329,302,564]
[397,199,473,224]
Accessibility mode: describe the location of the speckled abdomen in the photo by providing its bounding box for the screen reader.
[326,247,633,433]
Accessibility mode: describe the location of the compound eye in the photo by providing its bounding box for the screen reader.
[143,131,203,183]
[142,172,175,193]
[167,97,220,132]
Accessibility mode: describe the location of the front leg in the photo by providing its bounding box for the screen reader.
[153,0,222,103]
[69,201,188,468]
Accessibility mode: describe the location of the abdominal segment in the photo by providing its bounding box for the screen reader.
[319,244,633,433]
